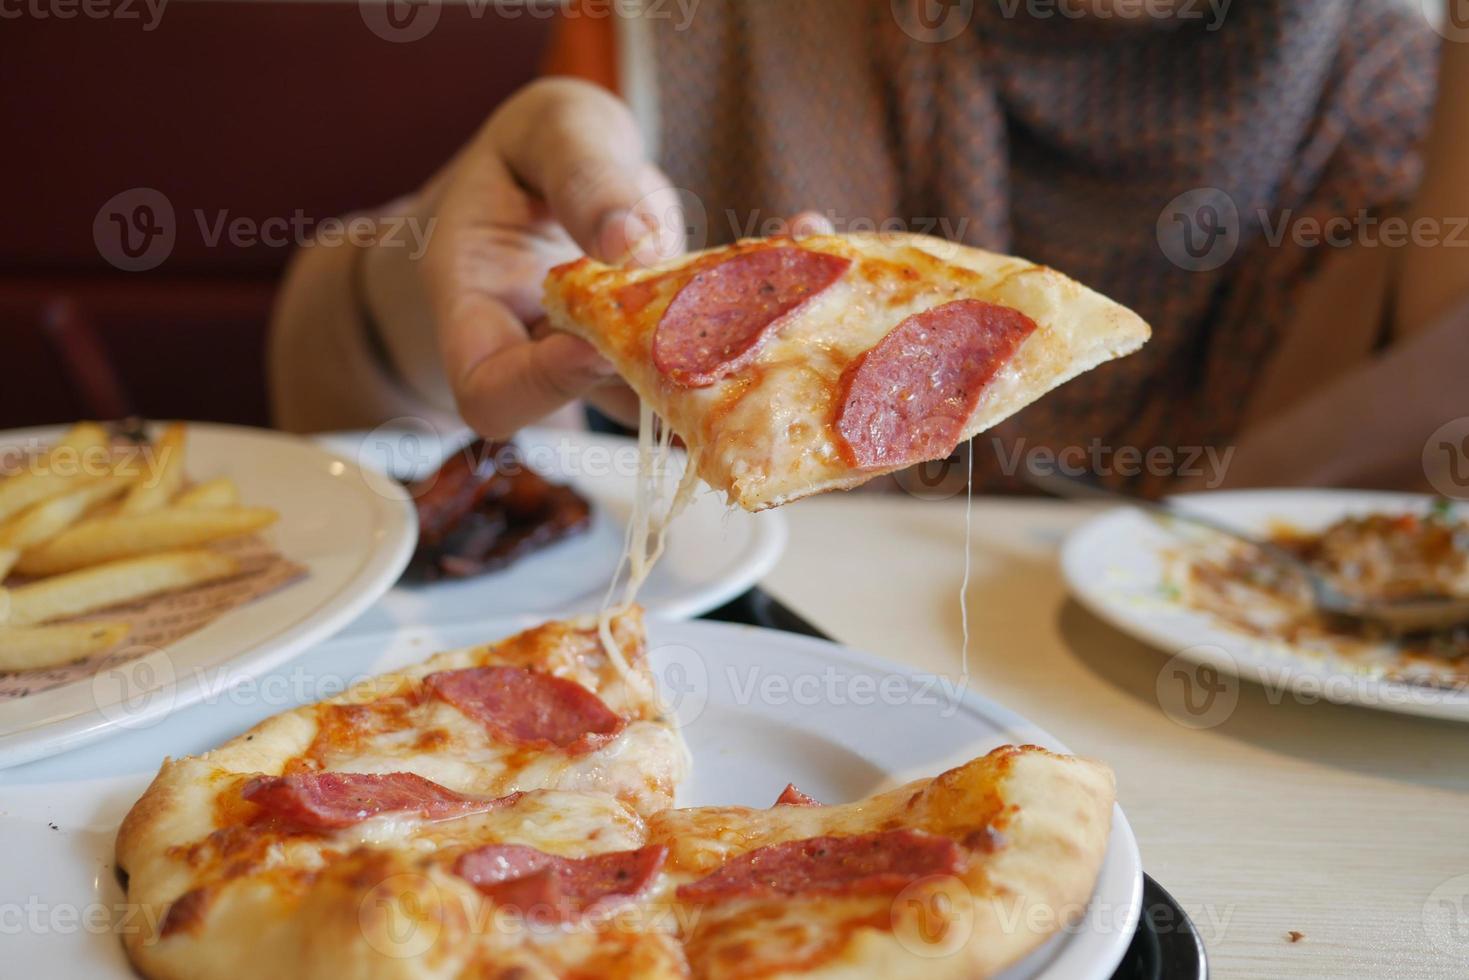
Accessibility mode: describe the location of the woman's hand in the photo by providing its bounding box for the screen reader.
[365,77,682,435]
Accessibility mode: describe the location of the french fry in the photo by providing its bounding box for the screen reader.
[0,422,111,523]
[173,476,239,510]
[16,507,277,577]
[6,550,240,627]
[0,622,131,671]
[0,469,137,551]
[0,549,16,583]
[119,423,187,515]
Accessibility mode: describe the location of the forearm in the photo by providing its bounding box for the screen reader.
[1212,301,1469,490]
[266,221,459,435]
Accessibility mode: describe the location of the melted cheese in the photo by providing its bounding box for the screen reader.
[599,401,700,681]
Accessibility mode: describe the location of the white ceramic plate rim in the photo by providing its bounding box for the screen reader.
[1061,488,1469,722]
[0,422,418,768]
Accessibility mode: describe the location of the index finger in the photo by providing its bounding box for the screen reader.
[488,78,684,263]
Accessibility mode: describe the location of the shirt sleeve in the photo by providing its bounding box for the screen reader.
[266,232,461,436]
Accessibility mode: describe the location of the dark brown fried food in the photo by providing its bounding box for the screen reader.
[407,440,591,581]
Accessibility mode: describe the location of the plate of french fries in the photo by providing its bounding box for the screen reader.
[0,421,416,769]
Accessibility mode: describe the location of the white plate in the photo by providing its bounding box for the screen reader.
[317,426,786,631]
[1062,489,1469,722]
[0,422,417,769]
[0,617,1140,980]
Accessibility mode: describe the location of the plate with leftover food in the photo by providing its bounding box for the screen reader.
[320,426,787,631]
[1061,489,1469,721]
[0,421,415,768]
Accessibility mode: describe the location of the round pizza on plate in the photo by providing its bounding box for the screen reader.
[116,609,1116,980]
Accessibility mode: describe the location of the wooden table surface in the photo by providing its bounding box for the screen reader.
[762,496,1469,980]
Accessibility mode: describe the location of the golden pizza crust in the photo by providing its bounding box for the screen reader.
[544,232,1150,510]
[645,745,1116,979]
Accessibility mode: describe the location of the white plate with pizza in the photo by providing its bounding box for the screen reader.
[318,425,787,631]
[0,612,1142,980]
[1062,489,1469,722]
[0,422,416,770]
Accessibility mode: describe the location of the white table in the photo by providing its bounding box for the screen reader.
[763,496,1469,980]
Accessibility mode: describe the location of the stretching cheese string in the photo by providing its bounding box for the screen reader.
[960,439,973,681]
[599,401,700,679]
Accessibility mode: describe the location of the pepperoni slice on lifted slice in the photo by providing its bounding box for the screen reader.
[454,842,667,921]
[240,771,515,831]
[653,246,852,387]
[675,829,962,902]
[424,665,625,754]
[835,299,1037,469]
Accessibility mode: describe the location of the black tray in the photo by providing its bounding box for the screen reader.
[703,589,1209,980]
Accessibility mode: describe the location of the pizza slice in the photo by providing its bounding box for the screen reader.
[646,744,1117,979]
[544,232,1150,511]
[116,608,692,980]
[119,783,688,980]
